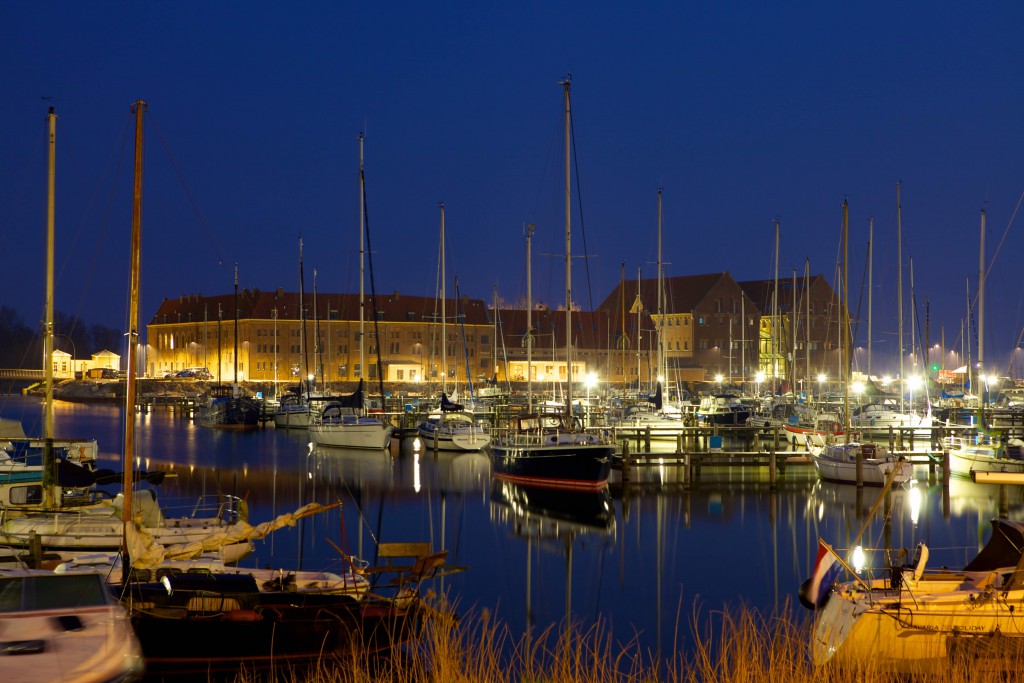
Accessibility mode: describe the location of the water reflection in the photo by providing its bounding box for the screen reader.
[4,394,1024,662]
[490,479,616,635]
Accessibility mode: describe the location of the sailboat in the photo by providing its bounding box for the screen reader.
[0,102,250,564]
[809,517,1024,674]
[946,209,1024,478]
[809,200,913,486]
[490,78,615,490]
[197,264,262,429]
[0,107,102,512]
[415,204,492,451]
[309,133,392,450]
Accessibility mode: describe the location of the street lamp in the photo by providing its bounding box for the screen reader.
[755,371,765,396]
[715,373,724,393]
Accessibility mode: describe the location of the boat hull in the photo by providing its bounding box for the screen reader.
[948,447,1024,478]
[811,443,914,486]
[128,577,422,676]
[814,586,1024,674]
[490,442,613,490]
[310,420,392,450]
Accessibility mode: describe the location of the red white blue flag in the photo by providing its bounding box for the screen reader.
[806,538,843,608]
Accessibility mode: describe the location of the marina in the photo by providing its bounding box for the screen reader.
[3,390,1024,677]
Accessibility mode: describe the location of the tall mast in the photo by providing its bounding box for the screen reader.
[805,259,810,389]
[740,294,746,387]
[656,188,665,390]
[978,209,986,391]
[792,267,797,391]
[358,134,365,383]
[298,237,308,396]
[897,181,904,412]
[42,107,56,507]
[868,218,873,378]
[493,284,498,384]
[562,76,573,418]
[842,200,850,442]
[526,224,534,412]
[440,202,447,393]
[773,218,780,393]
[313,267,321,391]
[233,263,239,384]
[122,100,146,554]
[620,261,625,392]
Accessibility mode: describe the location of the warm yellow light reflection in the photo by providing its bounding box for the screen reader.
[909,482,922,525]
[414,452,421,493]
[413,437,422,451]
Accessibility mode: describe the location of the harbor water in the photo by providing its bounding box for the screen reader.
[1,394,1017,663]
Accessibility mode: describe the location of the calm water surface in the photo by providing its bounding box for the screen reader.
[1,394,1017,659]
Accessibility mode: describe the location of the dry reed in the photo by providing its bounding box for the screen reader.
[224,597,1024,683]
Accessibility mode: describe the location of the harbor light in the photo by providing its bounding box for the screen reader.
[852,546,866,574]
[908,376,922,390]
[817,373,827,386]
[882,375,892,387]
[851,381,864,395]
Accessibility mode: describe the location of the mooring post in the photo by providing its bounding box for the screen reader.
[942,449,950,486]
[769,443,777,489]
[621,440,631,483]
[644,426,651,454]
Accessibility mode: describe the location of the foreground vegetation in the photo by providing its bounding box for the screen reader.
[224,599,1018,683]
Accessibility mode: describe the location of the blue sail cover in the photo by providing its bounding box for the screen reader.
[337,379,365,409]
[440,392,463,412]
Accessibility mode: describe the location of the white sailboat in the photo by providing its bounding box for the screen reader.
[809,200,913,486]
[309,133,392,450]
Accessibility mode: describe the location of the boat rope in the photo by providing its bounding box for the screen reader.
[146,112,226,268]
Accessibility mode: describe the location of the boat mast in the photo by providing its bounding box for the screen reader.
[493,284,498,386]
[358,134,365,387]
[657,188,665,393]
[42,107,56,508]
[740,294,746,387]
[562,76,573,420]
[897,181,904,412]
[298,237,308,397]
[122,99,146,556]
[978,209,986,391]
[792,267,797,393]
[440,202,447,394]
[527,223,534,412]
[805,259,810,390]
[842,200,850,443]
[313,267,323,390]
[867,218,873,378]
[773,217,780,394]
[978,209,986,421]
[233,263,239,385]
[620,261,625,393]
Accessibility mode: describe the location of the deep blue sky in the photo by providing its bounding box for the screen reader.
[3,3,1023,376]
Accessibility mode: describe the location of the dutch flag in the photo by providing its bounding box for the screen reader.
[800,538,844,609]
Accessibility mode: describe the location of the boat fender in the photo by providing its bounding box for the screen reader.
[225,609,262,622]
[797,578,830,611]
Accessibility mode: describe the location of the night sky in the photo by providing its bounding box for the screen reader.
[3,3,1023,377]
